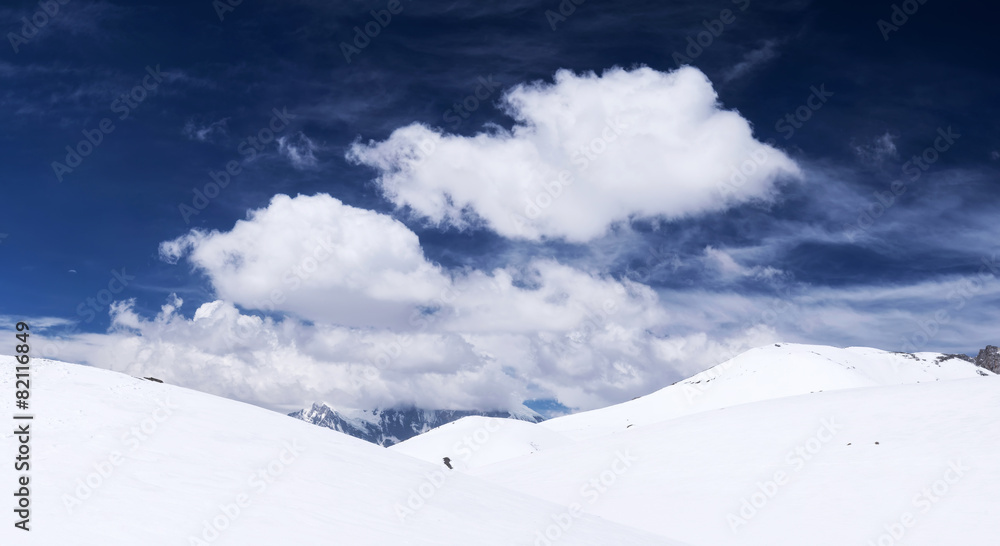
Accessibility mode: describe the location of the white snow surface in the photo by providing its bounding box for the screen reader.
[4,342,997,546]
[390,343,1000,545]
[390,416,574,472]
[0,356,677,546]
[540,343,992,441]
[472,379,1000,546]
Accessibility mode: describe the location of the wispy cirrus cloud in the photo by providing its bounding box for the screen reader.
[183,118,230,143]
[721,39,780,83]
[277,132,319,169]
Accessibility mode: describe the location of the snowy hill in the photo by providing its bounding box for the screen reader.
[289,402,542,446]
[540,343,992,441]
[5,343,996,545]
[471,378,1000,546]
[390,416,574,472]
[0,356,678,545]
[391,344,993,467]
[385,343,1000,545]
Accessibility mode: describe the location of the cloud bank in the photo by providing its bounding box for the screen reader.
[29,65,1000,416]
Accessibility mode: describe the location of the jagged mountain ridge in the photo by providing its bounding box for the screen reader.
[936,344,999,374]
[289,403,544,446]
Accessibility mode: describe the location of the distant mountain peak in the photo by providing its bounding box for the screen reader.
[289,403,543,446]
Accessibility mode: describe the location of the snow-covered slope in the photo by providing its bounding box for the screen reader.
[541,343,992,441]
[383,343,999,545]
[0,356,679,546]
[472,378,1000,546]
[8,344,995,545]
[389,416,573,472]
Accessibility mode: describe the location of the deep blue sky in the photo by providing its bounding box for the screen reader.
[1,0,998,412]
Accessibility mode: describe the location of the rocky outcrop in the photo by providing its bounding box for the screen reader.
[937,353,974,363]
[974,345,1000,374]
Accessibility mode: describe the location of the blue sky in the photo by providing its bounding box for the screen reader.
[1,0,997,415]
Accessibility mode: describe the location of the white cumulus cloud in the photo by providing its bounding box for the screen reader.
[348,65,801,242]
[160,193,452,328]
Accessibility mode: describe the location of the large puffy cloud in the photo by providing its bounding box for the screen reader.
[348,66,801,241]
[130,193,695,411]
[161,193,451,328]
[157,193,673,336]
